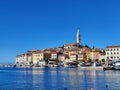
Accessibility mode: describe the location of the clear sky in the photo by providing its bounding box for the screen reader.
[0,0,120,64]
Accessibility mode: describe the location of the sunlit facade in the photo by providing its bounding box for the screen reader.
[106,46,120,61]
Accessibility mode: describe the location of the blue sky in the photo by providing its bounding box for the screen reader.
[0,0,120,63]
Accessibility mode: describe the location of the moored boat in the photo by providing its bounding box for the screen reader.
[113,60,120,70]
[103,66,115,70]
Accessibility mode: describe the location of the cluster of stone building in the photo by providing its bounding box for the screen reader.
[15,28,120,67]
[16,44,106,67]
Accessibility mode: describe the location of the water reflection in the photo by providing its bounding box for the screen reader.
[104,70,120,89]
[0,67,120,90]
[31,68,108,90]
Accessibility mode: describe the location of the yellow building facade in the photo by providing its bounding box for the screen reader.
[68,50,76,56]
[32,50,41,64]
[32,50,51,64]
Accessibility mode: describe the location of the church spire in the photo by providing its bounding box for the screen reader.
[76,28,80,45]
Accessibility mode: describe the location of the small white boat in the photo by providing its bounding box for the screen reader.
[113,60,120,70]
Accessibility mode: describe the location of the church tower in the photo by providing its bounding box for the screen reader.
[76,28,81,45]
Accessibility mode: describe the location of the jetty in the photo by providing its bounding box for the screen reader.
[0,64,15,67]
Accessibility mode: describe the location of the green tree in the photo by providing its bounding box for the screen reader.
[88,58,92,62]
[102,59,105,63]
[84,45,90,48]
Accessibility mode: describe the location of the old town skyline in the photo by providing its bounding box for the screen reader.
[15,29,120,67]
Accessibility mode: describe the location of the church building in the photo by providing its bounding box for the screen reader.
[64,28,81,50]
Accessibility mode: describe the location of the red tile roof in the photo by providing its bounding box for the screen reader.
[106,45,120,48]
[64,43,76,46]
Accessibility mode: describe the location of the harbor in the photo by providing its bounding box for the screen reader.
[2,59,120,71]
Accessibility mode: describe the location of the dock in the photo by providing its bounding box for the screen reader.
[0,64,15,67]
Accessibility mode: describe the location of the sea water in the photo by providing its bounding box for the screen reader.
[0,67,119,90]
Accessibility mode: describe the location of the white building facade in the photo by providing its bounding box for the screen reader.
[106,46,120,61]
[51,53,58,60]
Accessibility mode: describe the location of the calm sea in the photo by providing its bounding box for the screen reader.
[0,67,119,90]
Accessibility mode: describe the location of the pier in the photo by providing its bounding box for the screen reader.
[0,64,15,67]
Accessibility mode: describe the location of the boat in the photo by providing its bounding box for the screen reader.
[80,62,93,67]
[103,66,115,70]
[65,61,78,68]
[113,60,120,70]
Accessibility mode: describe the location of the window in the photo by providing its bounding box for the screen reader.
[111,49,113,51]
[106,49,109,51]
[114,52,116,55]
[117,48,119,51]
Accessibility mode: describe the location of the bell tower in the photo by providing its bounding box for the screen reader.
[76,28,80,45]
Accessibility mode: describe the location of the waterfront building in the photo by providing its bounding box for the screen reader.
[58,54,65,62]
[69,54,78,62]
[83,53,87,62]
[32,50,51,66]
[99,49,106,61]
[25,51,33,65]
[88,48,106,63]
[90,49,100,61]
[77,53,84,61]
[16,54,25,66]
[75,49,85,61]
[106,45,120,61]
[50,51,58,60]
[16,51,33,67]
[49,51,65,65]
[48,51,57,66]
[83,48,92,62]
[64,48,93,62]
[32,50,41,65]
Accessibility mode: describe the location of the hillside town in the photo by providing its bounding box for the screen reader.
[15,28,120,67]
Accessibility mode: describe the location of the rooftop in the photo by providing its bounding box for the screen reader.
[106,45,120,48]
